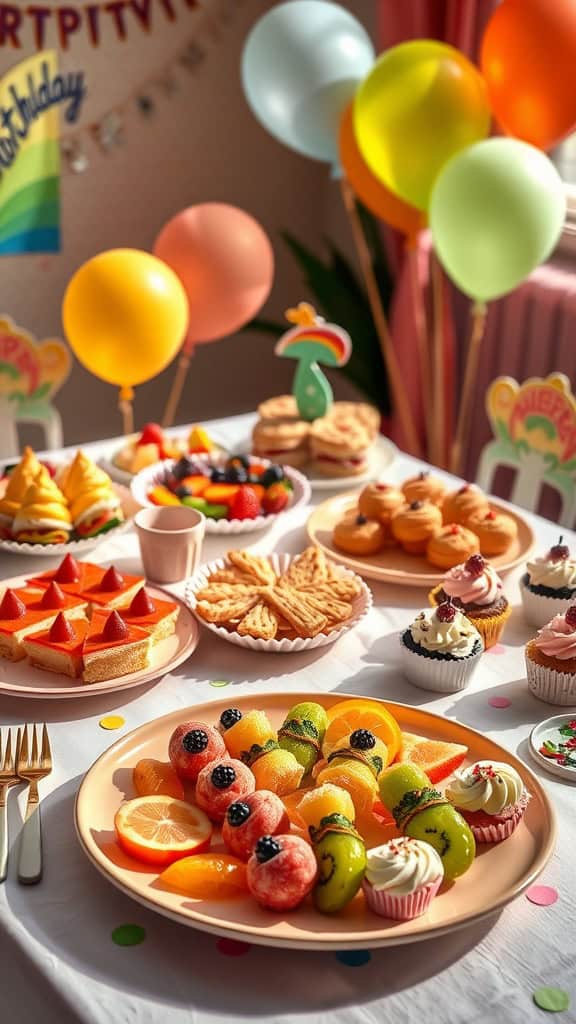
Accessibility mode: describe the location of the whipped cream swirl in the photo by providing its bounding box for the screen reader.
[446,760,524,815]
[410,608,480,657]
[534,613,576,659]
[526,557,576,590]
[443,562,502,606]
[365,837,444,894]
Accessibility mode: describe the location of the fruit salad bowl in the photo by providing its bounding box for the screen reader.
[130,454,311,535]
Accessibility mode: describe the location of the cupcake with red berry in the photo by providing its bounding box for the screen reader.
[525,605,576,705]
[362,837,444,919]
[520,536,576,628]
[429,554,511,649]
[446,761,530,843]
[400,600,483,693]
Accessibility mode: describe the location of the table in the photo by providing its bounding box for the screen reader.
[0,415,574,1024]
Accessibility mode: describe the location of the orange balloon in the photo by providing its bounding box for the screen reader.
[338,104,426,243]
[481,0,576,151]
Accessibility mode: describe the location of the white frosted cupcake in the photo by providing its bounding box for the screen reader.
[400,601,484,693]
[446,760,530,843]
[520,536,576,628]
[362,837,444,920]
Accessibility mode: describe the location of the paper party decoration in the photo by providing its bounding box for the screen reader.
[477,373,576,526]
[0,315,71,458]
[275,303,352,421]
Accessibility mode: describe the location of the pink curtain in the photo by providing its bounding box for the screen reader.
[378,0,498,465]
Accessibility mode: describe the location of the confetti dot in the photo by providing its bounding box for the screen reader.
[112,924,146,947]
[526,886,559,907]
[216,938,251,957]
[487,643,506,655]
[100,716,125,730]
[533,987,570,1012]
[335,949,372,967]
[489,696,511,709]
[209,680,230,688]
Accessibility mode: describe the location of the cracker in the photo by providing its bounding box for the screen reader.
[207,568,256,586]
[237,601,279,641]
[195,583,263,603]
[301,577,362,602]
[281,546,329,587]
[227,550,277,586]
[298,591,352,626]
[195,593,260,624]
[263,585,327,638]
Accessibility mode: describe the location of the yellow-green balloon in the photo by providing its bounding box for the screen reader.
[430,139,567,303]
[354,40,491,211]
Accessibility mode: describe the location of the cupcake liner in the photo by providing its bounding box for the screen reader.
[525,651,576,706]
[464,790,530,844]
[400,632,483,693]
[520,577,573,629]
[362,876,442,920]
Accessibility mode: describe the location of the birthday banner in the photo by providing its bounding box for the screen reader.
[0,51,86,253]
[0,0,200,50]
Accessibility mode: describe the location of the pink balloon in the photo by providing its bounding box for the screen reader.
[153,203,274,345]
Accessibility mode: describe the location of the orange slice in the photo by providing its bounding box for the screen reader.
[160,854,247,899]
[324,699,402,764]
[133,759,185,800]
[115,796,212,867]
[399,732,468,783]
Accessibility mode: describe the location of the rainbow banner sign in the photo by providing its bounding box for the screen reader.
[0,51,85,254]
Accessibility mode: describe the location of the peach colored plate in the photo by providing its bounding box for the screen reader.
[307,493,535,587]
[75,691,555,950]
[0,575,199,700]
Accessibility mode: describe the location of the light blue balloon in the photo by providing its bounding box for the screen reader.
[241,1,374,165]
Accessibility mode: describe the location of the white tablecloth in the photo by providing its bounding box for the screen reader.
[0,415,574,1024]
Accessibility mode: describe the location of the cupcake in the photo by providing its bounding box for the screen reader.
[362,837,444,920]
[520,536,576,628]
[429,554,511,649]
[446,761,530,844]
[442,484,489,526]
[402,471,445,507]
[466,508,518,556]
[391,500,442,555]
[358,482,404,528]
[426,523,480,570]
[525,606,576,705]
[400,601,483,693]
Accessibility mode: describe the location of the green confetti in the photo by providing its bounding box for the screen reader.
[209,679,230,688]
[112,924,146,947]
[533,988,570,1013]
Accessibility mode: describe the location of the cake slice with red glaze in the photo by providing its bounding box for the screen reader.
[82,609,151,683]
[78,565,144,611]
[28,554,103,599]
[0,585,87,661]
[116,586,179,644]
[24,613,90,678]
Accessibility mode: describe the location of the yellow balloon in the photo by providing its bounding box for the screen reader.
[354,40,491,211]
[62,249,189,390]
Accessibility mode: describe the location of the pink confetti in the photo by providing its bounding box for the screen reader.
[526,885,558,907]
[488,643,506,655]
[216,938,251,957]
[489,696,512,708]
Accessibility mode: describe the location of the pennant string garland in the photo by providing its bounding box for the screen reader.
[59,0,241,173]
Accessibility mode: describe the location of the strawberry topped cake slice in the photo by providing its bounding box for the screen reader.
[82,609,151,683]
[28,554,103,599]
[117,587,179,644]
[0,584,86,661]
[79,565,144,611]
[24,613,90,678]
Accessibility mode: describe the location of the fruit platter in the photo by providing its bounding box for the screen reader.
[75,691,555,950]
[100,422,227,485]
[131,453,311,535]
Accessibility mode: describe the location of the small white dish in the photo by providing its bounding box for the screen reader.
[131,456,311,535]
[529,714,576,783]
[185,552,372,653]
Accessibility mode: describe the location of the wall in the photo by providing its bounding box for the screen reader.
[0,0,377,445]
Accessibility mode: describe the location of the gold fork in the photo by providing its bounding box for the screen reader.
[0,728,21,883]
[16,724,52,885]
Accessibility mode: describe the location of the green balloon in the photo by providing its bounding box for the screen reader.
[430,138,566,303]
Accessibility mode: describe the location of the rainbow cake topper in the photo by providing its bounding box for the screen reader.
[275,302,352,420]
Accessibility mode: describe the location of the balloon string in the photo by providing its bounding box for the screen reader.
[408,245,434,461]
[118,390,134,436]
[430,252,447,469]
[338,176,423,459]
[162,346,194,428]
[450,301,488,476]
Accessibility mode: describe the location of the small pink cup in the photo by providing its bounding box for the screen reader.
[135,506,205,584]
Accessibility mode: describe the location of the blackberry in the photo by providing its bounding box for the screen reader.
[220,708,242,731]
[182,729,209,753]
[210,468,227,483]
[255,835,281,863]
[350,729,376,750]
[227,801,251,827]
[261,466,284,487]
[211,764,236,789]
[173,456,196,480]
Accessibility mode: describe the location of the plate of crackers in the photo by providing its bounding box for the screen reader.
[185,546,372,653]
